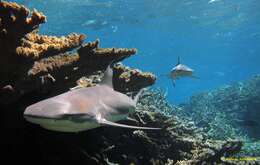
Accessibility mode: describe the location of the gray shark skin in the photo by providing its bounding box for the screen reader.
[24,65,160,132]
[169,57,198,86]
[170,64,194,80]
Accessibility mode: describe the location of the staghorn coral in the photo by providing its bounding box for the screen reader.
[137,88,175,116]
[0,1,155,104]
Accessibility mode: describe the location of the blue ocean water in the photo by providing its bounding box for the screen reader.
[14,0,260,103]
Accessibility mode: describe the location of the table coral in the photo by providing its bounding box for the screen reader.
[16,32,85,59]
[0,1,155,104]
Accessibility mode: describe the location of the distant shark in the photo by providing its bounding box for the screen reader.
[24,65,161,132]
[168,57,198,86]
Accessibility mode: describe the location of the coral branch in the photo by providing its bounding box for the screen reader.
[0,1,46,40]
[114,63,156,92]
[28,53,80,76]
[78,40,137,67]
[16,33,85,59]
[77,39,99,53]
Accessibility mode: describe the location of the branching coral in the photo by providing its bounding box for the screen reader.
[177,75,260,157]
[179,75,260,139]
[137,88,175,116]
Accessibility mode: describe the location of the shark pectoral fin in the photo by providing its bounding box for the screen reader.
[98,117,161,130]
[126,116,139,123]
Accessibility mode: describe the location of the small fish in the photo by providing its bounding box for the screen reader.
[208,0,221,4]
[168,57,199,86]
[24,65,161,132]
[81,20,109,30]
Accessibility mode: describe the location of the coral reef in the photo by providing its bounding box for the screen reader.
[137,88,175,116]
[1,1,246,165]
[176,75,260,157]
[0,1,155,104]
[178,75,260,139]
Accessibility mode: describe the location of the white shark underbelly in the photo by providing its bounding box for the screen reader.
[25,116,100,132]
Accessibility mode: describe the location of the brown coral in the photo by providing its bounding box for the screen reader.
[113,63,156,92]
[0,1,156,104]
[77,39,137,67]
[0,1,46,41]
[16,33,85,59]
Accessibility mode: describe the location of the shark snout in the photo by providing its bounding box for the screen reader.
[24,105,46,124]
[24,105,41,118]
[24,102,64,119]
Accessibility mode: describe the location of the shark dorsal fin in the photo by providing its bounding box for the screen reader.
[100,65,113,88]
[134,88,145,104]
[176,56,181,65]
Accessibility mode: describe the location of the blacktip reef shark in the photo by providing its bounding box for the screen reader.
[168,57,199,86]
[24,65,161,132]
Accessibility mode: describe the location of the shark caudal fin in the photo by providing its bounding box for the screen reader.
[100,64,114,88]
[98,117,161,130]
